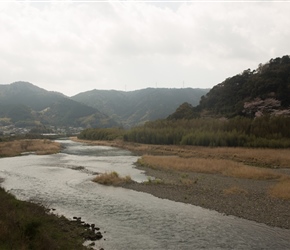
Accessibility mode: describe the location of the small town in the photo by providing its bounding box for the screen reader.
[0,125,83,137]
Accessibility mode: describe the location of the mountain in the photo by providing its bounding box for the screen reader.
[0,82,117,128]
[169,55,290,120]
[0,81,65,111]
[71,88,209,128]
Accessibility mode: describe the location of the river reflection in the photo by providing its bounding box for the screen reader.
[1,140,290,250]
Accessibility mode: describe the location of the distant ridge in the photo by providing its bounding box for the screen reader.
[71,87,209,128]
[0,81,118,128]
[0,82,208,129]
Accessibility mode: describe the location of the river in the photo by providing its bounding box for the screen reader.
[0,139,290,250]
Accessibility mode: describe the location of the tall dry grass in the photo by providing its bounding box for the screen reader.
[93,172,132,185]
[197,147,290,168]
[138,155,282,180]
[0,139,61,157]
[173,146,290,169]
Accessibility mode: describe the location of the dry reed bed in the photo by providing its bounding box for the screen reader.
[180,146,290,169]
[139,155,290,199]
[93,171,132,185]
[152,145,290,169]
[0,139,61,157]
[138,155,282,180]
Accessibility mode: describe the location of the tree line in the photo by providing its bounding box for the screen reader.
[78,116,290,148]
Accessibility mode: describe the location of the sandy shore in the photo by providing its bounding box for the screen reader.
[72,137,290,229]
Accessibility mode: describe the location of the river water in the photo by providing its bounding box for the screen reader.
[0,140,290,250]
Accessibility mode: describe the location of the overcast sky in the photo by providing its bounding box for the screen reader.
[0,1,289,96]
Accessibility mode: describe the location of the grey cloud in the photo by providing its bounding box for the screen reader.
[0,2,289,96]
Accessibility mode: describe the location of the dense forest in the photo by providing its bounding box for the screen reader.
[78,55,290,148]
[196,55,290,118]
[167,55,290,119]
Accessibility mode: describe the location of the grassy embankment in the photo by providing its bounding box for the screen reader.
[0,186,88,250]
[0,139,92,250]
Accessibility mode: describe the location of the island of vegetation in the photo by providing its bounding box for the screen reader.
[0,138,61,157]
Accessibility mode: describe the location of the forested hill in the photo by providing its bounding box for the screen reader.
[169,55,290,120]
[71,88,208,128]
[0,82,117,128]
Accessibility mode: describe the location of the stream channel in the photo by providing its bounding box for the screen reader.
[0,139,290,250]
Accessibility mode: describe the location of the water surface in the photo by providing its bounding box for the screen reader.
[1,140,290,249]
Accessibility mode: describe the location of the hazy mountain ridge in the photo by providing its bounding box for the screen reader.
[72,88,209,127]
[0,82,208,129]
[0,82,66,111]
[0,82,117,128]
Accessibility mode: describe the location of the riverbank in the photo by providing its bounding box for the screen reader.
[0,139,103,250]
[73,137,290,229]
[0,186,94,249]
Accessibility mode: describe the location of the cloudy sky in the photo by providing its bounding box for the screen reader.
[0,1,289,96]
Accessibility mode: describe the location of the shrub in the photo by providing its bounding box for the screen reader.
[93,172,132,185]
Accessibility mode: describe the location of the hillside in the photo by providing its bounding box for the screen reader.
[0,82,117,128]
[0,81,65,111]
[169,55,290,120]
[72,88,208,128]
[78,55,290,148]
